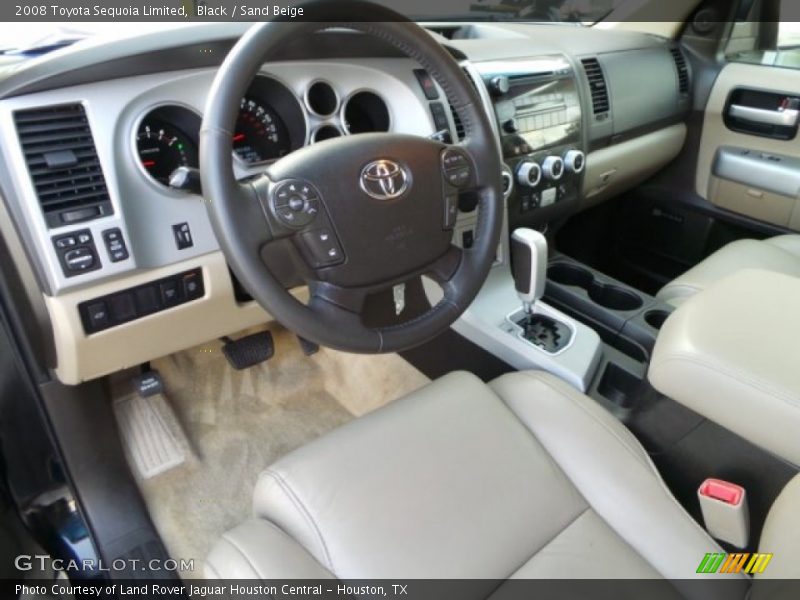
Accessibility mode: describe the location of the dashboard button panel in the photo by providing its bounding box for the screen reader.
[53,229,101,277]
[79,268,204,334]
[102,228,129,262]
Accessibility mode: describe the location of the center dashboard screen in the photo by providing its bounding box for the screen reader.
[493,73,582,158]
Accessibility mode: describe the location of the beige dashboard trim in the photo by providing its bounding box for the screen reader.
[44,251,304,385]
[582,123,687,209]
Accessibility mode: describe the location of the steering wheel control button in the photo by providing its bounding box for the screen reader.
[172,222,194,250]
[102,228,129,263]
[272,180,319,228]
[444,194,459,230]
[300,229,344,268]
[441,149,472,189]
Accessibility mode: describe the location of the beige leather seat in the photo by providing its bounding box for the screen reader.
[206,370,756,595]
[657,235,800,307]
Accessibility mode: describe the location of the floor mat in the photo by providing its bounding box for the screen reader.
[125,324,429,577]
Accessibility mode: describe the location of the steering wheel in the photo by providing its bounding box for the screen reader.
[200,0,503,353]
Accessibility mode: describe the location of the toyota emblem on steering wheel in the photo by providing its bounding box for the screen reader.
[360,159,410,200]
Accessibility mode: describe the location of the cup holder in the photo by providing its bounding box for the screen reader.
[645,310,670,330]
[548,263,644,312]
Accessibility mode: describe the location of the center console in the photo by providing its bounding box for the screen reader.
[476,55,585,229]
[437,56,668,403]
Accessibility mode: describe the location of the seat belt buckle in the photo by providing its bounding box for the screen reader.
[697,478,749,549]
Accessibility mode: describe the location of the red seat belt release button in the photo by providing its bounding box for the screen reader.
[698,478,749,549]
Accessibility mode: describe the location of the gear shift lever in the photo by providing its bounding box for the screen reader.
[511,228,548,314]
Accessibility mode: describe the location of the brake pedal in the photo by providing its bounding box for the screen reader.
[297,336,319,356]
[221,331,275,370]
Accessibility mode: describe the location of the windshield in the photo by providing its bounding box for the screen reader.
[0,0,625,53]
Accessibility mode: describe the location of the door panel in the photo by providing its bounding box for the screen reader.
[697,62,800,229]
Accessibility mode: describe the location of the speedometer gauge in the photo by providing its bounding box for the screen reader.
[136,119,198,185]
[233,97,291,163]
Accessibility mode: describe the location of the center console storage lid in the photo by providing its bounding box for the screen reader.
[649,269,800,466]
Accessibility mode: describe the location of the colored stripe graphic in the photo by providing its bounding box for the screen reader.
[697,552,773,574]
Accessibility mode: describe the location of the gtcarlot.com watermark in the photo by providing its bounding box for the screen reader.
[15,553,195,574]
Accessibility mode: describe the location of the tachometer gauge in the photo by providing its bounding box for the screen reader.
[233,97,291,163]
[136,119,198,185]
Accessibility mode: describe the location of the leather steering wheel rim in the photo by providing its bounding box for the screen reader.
[200,0,503,353]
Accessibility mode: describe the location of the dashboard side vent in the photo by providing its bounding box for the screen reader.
[14,103,113,228]
[581,57,610,116]
[670,47,690,95]
[448,67,480,142]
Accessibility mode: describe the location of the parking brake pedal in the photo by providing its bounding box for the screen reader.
[221,331,275,370]
[114,369,189,479]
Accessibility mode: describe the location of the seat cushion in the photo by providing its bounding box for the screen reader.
[657,235,800,307]
[206,371,746,596]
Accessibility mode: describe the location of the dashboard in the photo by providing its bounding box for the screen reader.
[0,22,691,384]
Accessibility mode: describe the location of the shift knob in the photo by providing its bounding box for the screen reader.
[511,228,548,313]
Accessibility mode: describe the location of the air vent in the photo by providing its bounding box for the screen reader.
[581,58,610,116]
[670,47,690,95]
[448,68,479,141]
[14,104,112,228]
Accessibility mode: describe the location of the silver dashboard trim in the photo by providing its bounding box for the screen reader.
[303,79,341,118]
[130,100,203,197]
[0,59,438,297]
[339,88,393,135]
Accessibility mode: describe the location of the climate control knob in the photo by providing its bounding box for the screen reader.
[542,156,565,181]
[516,161,542,188]
[563,150,586,174]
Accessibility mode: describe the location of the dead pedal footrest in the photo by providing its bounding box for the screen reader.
[222,331,275,370]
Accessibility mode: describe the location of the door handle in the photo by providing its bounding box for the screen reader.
[729,104,800,127]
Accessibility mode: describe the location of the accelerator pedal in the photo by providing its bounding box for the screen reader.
[221,330,275,370]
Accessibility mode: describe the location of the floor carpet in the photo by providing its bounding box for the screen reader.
[118,324,429,577]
